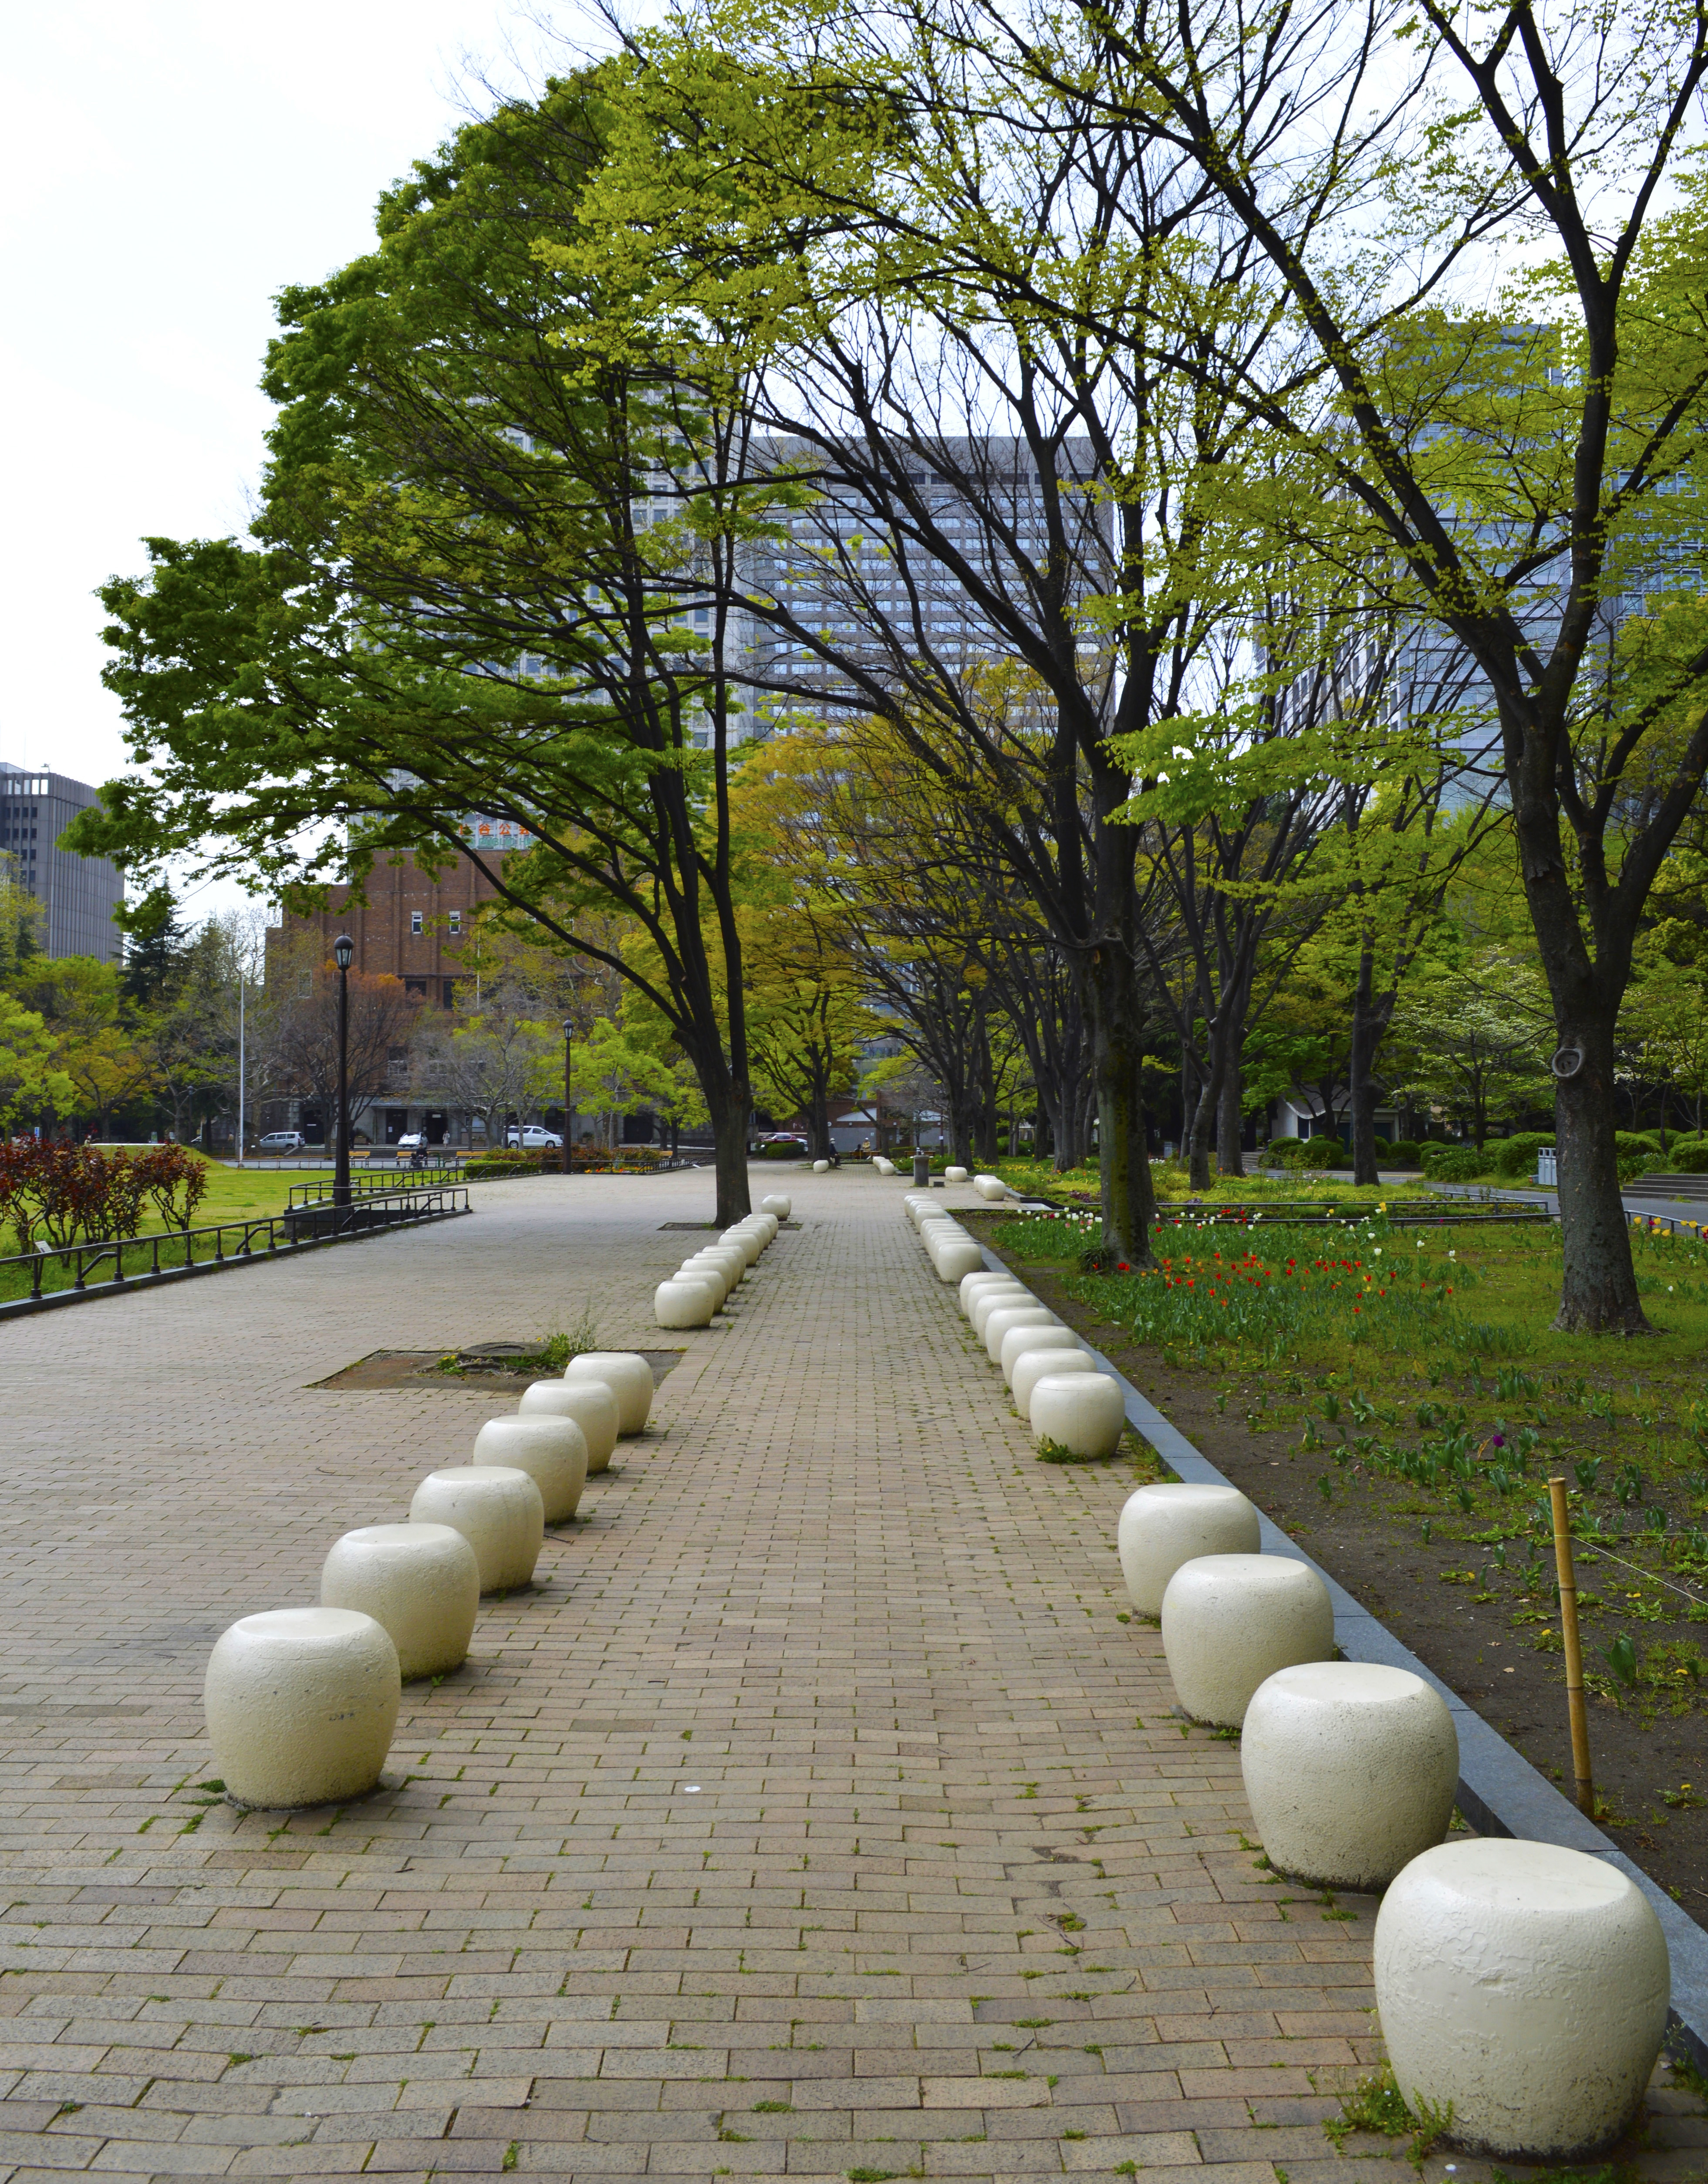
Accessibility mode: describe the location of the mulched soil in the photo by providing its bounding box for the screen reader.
[1009,1257,1708,1915]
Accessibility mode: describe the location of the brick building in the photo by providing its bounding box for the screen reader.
[265,846,514,1004]
[262,847,526,1149]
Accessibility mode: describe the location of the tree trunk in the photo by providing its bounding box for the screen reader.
[1186,1063,1215,1192]
[697,1060,753,1228]
[1216,1055,1246,1180]
[1552,1020,1650,1333]
[1087,948,1157,1265]
[1348,953,1393,1187]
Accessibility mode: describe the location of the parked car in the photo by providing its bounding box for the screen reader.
[506,1124,564,1149]
[256,1130,307,1154]
[396,1132,426,1150]
[754,1133,810,1158]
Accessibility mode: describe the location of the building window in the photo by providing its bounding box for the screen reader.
[443,978,459,1008]
[448,910,461,934]
[410,911,424,935]
[388,1046,410,1082]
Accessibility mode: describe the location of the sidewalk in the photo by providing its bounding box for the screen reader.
[0,1170,1691,2184]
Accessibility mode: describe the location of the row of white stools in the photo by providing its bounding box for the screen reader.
[201,1349,657,1812]
[923,1207,1674,2165]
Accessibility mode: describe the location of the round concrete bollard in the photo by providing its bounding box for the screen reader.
[320,1523,479,1680]
[1161,1554,1335,1728]
[971,1285,1040,1340]
[691,1244,745,1285]
[1117,1482,1261,1617]
[1016,1346,1097,1420]
[1375,1839,1669,2158]
[412,1466,544,1592]
[720,1227,764,1266]
[205,1608,401,1809]
[874,1158,896,1175]
[473,1413,588,1520]
[984,1302,1057,1362]
[678,1255,732,1301]
[973,1174,1007,1200]
[960,1270,1025,1315]
[812,1158,830,1172]
[748,1213,780,1244]
[1030,1371,1125,1457]
[567,1352,654,1435]
[517,1378,619,1474]
[656,1276,718,1328]
[1001,1322,1080,1387]
[935,1237,986,1284]
[944,1165,969,1183]
[1242,1663,1458,1890]
[760,1193,792,1219]
[925,1226,971,1269]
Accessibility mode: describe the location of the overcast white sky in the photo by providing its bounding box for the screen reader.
[0,3,588,918]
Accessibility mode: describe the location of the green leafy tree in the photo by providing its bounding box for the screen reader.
[69,72,792,1225]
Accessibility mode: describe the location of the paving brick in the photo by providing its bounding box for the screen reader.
[0,1170,1683,2183]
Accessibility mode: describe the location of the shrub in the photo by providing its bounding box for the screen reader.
[1298,1136,1347,1169]
[1263,1138,1310,1167]
[1384,1140,1423,1166]
[1420,1142,1486,1181]
[0,1140,209,1249]
[1489,1131,1556,1179]
[1615,1129,1664,1181]
[1665,1138,1708,1173]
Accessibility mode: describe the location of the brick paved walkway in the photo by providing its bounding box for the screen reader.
[0,1172,1696,2184]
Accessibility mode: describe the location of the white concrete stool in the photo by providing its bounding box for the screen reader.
[973,1173,1007,1200]
[655,1276,717,1328]
[1375,1839,1669,2157]
[960,1270,1023,1315]
[935,1239,985,1284]
[410,1466,544,1592]
[984,1302,1057,1362]
[472,1412,587,1522]
[812,1158,830,1171]
[518,1377,618,1473]
[721,1227,764,1264]
[972,1286,1042,1340]
[567,1352,654,1435]
[1015,1346,1096,1419]
[1242,1662,1458,1889]
[944,1165,969,1183]
[675,1258,729,1305]
[760,1193,790,1218]
[1161,1553,1334,1726]
[1000,1323,1079,1387]
[1117,1482,1260,1616]
[1030,1371,1125,1457]
[685,1248,742,1291]
[320,1523,479,1680]
[204,1607,400,1809]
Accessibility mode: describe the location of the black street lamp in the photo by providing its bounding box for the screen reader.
[333,933,354,1210]
[572,1018,585,1179]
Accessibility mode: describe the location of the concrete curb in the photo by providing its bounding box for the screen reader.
[977,1240,1708,2074]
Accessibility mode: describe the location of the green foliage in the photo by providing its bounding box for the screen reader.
[1489,1132,1556,1178]
[1420,1143,1486,1180]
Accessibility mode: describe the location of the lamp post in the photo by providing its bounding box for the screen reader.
[572,1022,585,1179]
[333,934,354,1210]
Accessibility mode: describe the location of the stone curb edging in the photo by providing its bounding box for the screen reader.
[975,1239,1708,2075]
[0,1203,475,1325]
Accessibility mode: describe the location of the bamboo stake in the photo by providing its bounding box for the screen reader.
[1549,1476,1595,1819]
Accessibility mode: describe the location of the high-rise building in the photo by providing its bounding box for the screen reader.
[0,761,125,962]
